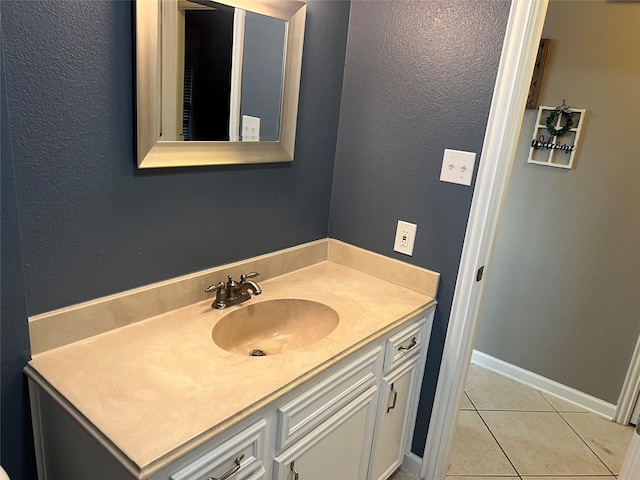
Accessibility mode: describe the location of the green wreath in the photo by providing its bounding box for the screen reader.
[545,109,574,137]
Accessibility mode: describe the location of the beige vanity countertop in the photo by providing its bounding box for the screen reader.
[27,260,436,477]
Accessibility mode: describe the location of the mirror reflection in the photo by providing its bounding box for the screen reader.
[164,0,286,142]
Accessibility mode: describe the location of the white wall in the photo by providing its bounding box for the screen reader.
[475,0,640,404]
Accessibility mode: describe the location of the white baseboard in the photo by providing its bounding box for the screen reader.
[402,451,423,477]
[472,350,616,420]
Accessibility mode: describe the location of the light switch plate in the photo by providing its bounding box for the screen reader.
[393,220,417,256]
[440,149,476,186]
[242,115,260,142]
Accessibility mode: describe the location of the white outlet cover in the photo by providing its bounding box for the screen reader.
[440,149,476,186]
[394,220,417,256]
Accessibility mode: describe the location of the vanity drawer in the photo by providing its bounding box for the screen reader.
[170,419,267,480]
[383,316,427,373]
[275,346,381,451]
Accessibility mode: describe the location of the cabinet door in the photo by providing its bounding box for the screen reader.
[368,357,420,480]
[273,386,377,480]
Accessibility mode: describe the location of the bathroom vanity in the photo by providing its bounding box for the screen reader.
[25,240,438,480]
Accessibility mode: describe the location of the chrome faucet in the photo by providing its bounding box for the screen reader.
[205,271,262,309]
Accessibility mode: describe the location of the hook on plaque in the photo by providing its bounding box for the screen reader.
[555,99,573,115]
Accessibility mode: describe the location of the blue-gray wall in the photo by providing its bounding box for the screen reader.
[3,0,349,316]
[329,0,510,454]
[0,0,349,477]
[1,26,38,480]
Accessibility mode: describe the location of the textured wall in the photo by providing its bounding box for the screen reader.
[2,0,350,316]
[1,31,38,479]
[475,0,640,404]
[1,1,349,477]
[329,0,511,454]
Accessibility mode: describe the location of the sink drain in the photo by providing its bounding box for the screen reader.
[249,349,267,357]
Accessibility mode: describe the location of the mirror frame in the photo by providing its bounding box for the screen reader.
[135,0,306,168]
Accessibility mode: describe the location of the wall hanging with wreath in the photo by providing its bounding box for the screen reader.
[528,101,586,169]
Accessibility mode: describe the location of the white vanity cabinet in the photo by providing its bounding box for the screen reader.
[369,318,431,480]
[28,307,434,480]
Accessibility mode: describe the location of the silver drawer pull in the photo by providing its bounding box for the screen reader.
[387,383,398,414]
[290,460,300,480]
[209,454,244,480]
[397,336,417,352]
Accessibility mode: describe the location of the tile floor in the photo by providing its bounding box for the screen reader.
[390,364,634,480]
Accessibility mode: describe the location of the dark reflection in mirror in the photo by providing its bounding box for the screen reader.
[172,1,286,142]
[183,5,234,140]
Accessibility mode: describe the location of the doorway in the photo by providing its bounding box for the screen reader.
[420,0,640,479]
[472,0,640,419]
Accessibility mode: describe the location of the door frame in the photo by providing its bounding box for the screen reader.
[616,336,640,425]
[619,425,640,479]
[419,1,549,479]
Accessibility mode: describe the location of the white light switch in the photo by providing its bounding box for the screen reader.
[242,115,260,142]
[440,149,476,186]
[393,220,417,256]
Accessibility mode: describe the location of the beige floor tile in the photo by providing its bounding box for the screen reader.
[465,365,554,411]
[445,477,520,480]
[522,477,616,480]
[541,392,588,412]
[561,412,634,475]
[446,411,517,476]
[480,411,610,476]
[460,392,475,410]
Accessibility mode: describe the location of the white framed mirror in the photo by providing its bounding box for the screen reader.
[135,0,306,168]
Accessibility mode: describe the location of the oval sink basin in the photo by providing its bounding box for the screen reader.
[212,299,339,356]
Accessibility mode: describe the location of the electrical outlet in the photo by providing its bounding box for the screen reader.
[440,149,476,186]
[394,220,417,256]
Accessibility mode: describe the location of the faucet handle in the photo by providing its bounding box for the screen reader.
[204,281,225,293]
[240,271,260,282]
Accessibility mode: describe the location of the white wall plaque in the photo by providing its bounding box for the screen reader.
[528,105,586,169]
